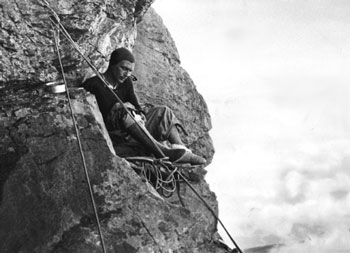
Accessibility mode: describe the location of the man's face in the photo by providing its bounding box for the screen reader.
[111,60,135,84]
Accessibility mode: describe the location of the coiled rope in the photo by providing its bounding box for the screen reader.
[52,24,107,253]
[126,157,178,198]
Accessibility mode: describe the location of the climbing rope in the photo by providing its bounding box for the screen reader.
[166,163,244,253]
[126,157,178,198]
[177,172,243,253]
[52,24,107,253]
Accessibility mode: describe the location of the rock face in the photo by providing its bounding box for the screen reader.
[133,8,214,162]
[0,0,151,86]
[0,1,226,252]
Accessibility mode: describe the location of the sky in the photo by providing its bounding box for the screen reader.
[153,1,350,252]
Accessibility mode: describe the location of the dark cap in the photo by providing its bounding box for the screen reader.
[109,47,135,67]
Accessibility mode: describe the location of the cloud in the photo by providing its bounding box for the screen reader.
[220,143,350,250]
[207,91,350,249]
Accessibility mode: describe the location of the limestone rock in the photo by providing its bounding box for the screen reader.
[133,6,217,231]
[0,1,230,252]
[0,0,152,86]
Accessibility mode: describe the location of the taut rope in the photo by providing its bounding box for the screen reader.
[127,157,243,253]
[52,25,107,253]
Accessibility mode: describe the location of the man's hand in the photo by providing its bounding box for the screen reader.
[123,102,144,125]
[115,102,145,125]
[133,113,145,126]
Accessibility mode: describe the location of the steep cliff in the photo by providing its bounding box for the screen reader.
[133,8,214,161]
[0,0,227,252]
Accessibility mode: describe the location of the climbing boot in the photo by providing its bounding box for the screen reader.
[162,148,187,162]
[174,151,206,165]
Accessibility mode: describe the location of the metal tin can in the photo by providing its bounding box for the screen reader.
[45,80,66,93]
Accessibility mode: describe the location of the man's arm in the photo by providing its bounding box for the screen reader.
[82,76,96,93]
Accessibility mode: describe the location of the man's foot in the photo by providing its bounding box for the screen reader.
[174,151,206,165]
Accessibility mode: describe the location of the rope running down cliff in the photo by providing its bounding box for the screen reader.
[52,25,107,253]
[157,160,244,253]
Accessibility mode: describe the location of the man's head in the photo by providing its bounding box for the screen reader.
[107,47,135,84]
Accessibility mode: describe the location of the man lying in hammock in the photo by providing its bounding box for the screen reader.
[83,47,206,165]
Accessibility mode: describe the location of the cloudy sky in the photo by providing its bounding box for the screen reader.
[154,0,350,252]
